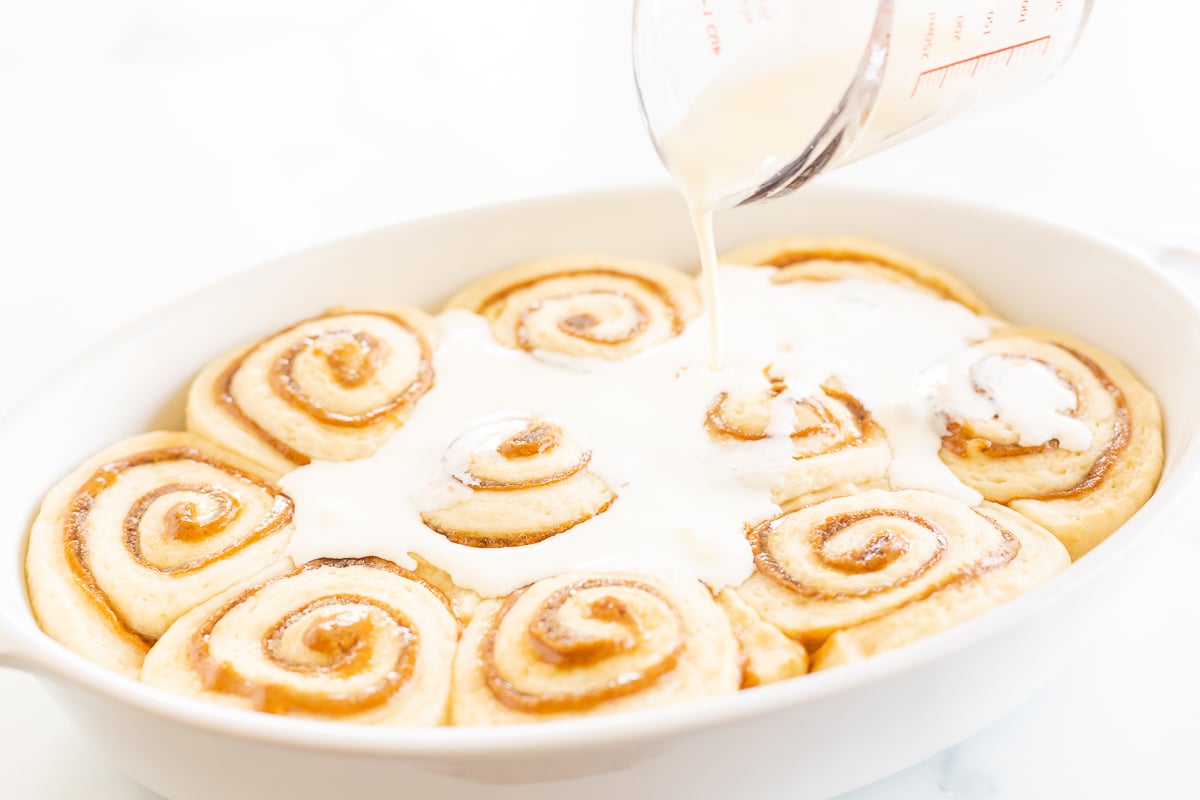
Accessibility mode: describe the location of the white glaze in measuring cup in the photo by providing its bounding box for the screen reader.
[635,0,1093,208]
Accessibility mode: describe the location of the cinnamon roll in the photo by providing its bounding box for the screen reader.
[407,553,482,624]
[734,489,1069,664]
[706,375,891,507]
[720,236,990,314]
[934,326,1164,558]
[443,254,701,359]
[450,573,741,724]
[187,307,437,475]
[715,589,808,687]
[25,432,294,676]
[420,416,616,547]
[20,230,1168,726]
[141,557,459,724]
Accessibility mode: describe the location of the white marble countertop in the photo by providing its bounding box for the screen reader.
[0,2,1197,797]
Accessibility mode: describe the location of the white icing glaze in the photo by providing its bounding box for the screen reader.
[283,267,995,597]
[920,350,1094,452]
[397,10,1091,601]
[691,208,726,369]
[658,57,863,211]
[662,58,860,370]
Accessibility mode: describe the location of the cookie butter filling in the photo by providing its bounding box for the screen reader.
[280,265,1023,597]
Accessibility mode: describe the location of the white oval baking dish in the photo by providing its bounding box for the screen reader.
[1,186,1197,800]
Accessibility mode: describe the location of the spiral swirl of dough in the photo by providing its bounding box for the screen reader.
[25,432,294,676]
[187,307,437,475]
[443,255,701,360]
[141,557,459,724]
[451,572,741,724]
[936,327,1163,558]
[420,416,616,547]
[734,489,1069,665]
[720,235,990,314]
[706,376,891,506]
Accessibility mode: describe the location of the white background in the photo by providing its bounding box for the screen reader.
[0,1,1197,797]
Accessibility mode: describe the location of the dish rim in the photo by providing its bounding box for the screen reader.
[2,183,1198,756]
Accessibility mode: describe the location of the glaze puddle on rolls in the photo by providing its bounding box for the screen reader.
[24,237,1164,724]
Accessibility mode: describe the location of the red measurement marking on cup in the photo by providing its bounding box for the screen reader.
[910,35,1051,97]
[700,0,721,55]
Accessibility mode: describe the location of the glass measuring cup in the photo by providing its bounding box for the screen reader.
[635,0,1093,209]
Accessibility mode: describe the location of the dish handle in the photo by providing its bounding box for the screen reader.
[1146,239,1200,299]
[0,614,36,672]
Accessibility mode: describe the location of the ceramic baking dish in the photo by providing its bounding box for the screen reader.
[1,186,1197,800]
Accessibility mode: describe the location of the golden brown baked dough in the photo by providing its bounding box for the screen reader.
[734,489,1069,664]
[450,572,741,724]
[813,502,1069,670]
[25,431,294,676]
[720,235,991,314]
[716,589,809,686]
[141,557,459,724]
[420,416,616,547]
[936,326,1164,559]
[187,307,437,475]
[407,553,483,624]
[24,235,1165,725]
[706,375,892,508]
[444,254,701,359]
